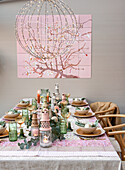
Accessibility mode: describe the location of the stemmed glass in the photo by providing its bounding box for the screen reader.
[61,104,71,119]
[61,104,72,132]
[15,117,26,139]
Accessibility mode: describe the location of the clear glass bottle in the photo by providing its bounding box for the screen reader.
[9,122,17,142]
[55,83,61,100]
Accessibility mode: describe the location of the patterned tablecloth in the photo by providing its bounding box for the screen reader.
[0,98,121,170]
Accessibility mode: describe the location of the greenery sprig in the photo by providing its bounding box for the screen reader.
[18,138,39,150]
[0,121,6,128]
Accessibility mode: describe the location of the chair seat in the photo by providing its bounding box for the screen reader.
[109,137,121,152]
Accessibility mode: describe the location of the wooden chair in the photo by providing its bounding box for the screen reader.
[90,102,121,127]
[94,107,116,127]
[98,114,125,161]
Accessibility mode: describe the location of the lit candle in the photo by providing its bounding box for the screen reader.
[47,93,49,103]
[32,128,39,137]
[37,90,41,104]
[43,135,49,143]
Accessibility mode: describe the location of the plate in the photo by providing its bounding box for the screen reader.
[3,115,22,121]
[17,101,30,108]
[75,128,105,138]
[0,127,6,135]
[5,113,20,118]
[71,102,88,107]
[0,129,9,138]
[73,112,95,118]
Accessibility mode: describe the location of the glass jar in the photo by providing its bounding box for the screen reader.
[40,130,52,148]
[31,126,39,138]
[9,122,17,142]
[60,117,67,134]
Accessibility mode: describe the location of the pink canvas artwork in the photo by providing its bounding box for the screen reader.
[17,15,92,78]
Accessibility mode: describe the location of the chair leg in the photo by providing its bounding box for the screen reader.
[117,151,121,159]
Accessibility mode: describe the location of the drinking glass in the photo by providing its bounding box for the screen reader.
[32,98,37,110]
[22,109,29,124]
[41,89,49,103]
[9,122,17,142]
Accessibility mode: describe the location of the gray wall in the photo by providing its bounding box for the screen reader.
[0,0,125,115]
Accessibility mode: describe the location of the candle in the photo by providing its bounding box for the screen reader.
[47,93,49,103]
[32,128,39,137]
[37,90,41,104]
[43,135,49,143]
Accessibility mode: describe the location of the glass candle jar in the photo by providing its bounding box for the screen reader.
[40,130,52,148]
[31,126,39,138]
[9,122,17,142]
[60,117,67,134]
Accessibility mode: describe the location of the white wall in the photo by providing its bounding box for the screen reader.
[0,0,125,115]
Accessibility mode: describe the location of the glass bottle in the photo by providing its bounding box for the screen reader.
[9,122,17,142]
[55,83,61,100]
[60,117,67,134]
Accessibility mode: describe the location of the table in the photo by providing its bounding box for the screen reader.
[0,98,121,170]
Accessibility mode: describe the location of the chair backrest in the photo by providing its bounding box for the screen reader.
[98,114,125,161]
[90,102,121,127]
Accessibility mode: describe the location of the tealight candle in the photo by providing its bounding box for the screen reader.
[43,135,49,143]
[32,128,39,137]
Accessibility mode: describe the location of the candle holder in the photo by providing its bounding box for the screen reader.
[40,109,52,148]
[60,93,68,105]
[36,109,42,125]
[31,112,39,138]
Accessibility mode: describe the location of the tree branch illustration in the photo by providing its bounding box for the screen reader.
[22,18,91,78]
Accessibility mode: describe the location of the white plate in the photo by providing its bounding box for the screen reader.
[74,128,105,138]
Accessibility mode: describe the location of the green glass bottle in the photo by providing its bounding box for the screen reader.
[60,117,67,134]
[9,122,17,142]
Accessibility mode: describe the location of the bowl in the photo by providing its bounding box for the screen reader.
[17,101,29,107]
[80,127,97,134]
[73,100,83,104]
[0,127,6,135]
[5,113,20,118]
[75,110,88,115]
